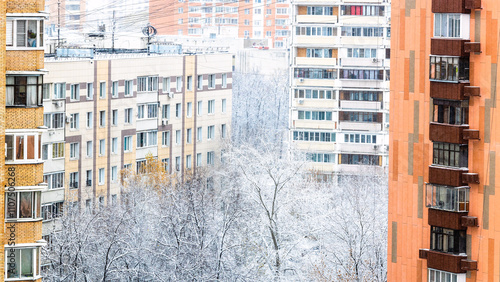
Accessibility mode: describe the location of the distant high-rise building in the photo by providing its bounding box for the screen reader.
[388,0,491,280]
[289,0,391,179]
[149,0,290,48]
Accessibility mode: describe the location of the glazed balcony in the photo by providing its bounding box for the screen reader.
[430,81,470,100]
[419,249,477,273]
[431,38,470,57]
[432,0,481,13]
[428,165,479,186]
[428,209,477,230]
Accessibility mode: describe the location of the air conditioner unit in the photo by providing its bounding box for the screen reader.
[298,78,304,82]
[162,119,168,126]
[168,92,174,98]
[53,101,63,108]
[298,99,304,104]
[373,145,379,150]
[66,115,73,123]
[372,58,379,63]
[384,123,389,128]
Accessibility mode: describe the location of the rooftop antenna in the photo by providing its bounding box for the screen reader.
[142,23,157,56]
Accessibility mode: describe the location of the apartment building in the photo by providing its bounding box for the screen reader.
[40,53,232,226]
[149,0,290,48]
[289,0,391,177]
[1,0,48,280]
[387,0,497,281]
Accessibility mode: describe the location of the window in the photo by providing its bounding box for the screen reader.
[69,142,79,159]
[147,103,158,118]
[176,76,182,92]
[178,7,183,13]
[196,153,202,166]
[176,130,181,145]
[196,102,203,117]
[6,76,43,107]
[175,156,181,171]
[99,139,105,156]
[41,144,48,160]
[208,74,216,89]
[294,68,337,79]
[112,195,117,205]
[245,19,250,25]
[125,108,133,124]
[298,110,333,121]
[244,8,250,14]
[340,90,379,101]
[187,76,193,91]
[306,153,335,163]
[41,201,63,221]
[267,20,272,26]
[175,103,181,118]
[4,133,43,162]
[343,133,375,144]
[339,69,384,80]
[53,83,65,99]
[51,143,64,159]
[86,170,92,186]
[266,31,272,37]
[7,19,44,48]
[430,226,466,254]
[221,99,227,113]
[112,109,118,126]
[207,125,215,139]
[433,99,469,125]
[197,75,203,90]
[99,111,105,127]
[70,113,79,129]
[340,5,384,16]
[276,8,287,14]
[208,100,215,114]
[162,131,170,146]
[186,102,193,117]
[163,77,171,92]
[5,191,41,220]
[186,155,192,169]
[207,151,214,165]
[87,83,93,99]
[339,111,380,122]
[42,83,50,100]
[340,154,380,165]
[111,166,117,182]
[434,13,468,38]
[221,124,226,139]
[197,127,202,141]
[426,184,469,212]
[346,48,377,58]
[136,131,157,148]
[43,172,64,189]
[99,196,104,208]
[148,131,157,146]
[111,138,117,154]
[70,84,79,100]
[428,269,464,282]
[85,199,92,212]
[44,112,65,129]
[69,172,79,188]
[5,247,41,279]
[137,104,145,119]
[99,82,106,98]
[137,76,158,92]
[161,104,170,120]
[294,88,335,100]
[124,136,132,152]
[307,6,334,15]
[294,131,336,142]
[433,142,468,168]
[125,80,133,96]
[111,81,118,97]
[162,158,170,172]
[98,168,105,185]
[86,141,92,157]
[86,112,93,128]
[429,56,469,82]
[187,128,192,144]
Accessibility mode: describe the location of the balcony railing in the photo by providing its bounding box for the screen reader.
[431,38,470,57]
[429,123,469,144]
[430,81,470,100]
[427,208,477,230]
[419,249,477,273]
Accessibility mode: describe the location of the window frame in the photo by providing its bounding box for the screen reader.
[6,18,44,49]
[6,75,43,107]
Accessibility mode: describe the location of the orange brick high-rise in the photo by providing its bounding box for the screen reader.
[387,0,500,281]
[1,0,47,280]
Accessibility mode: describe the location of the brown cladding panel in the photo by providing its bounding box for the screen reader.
[428,208,468,230]
[431,38,470,57]
[432,0,468,13]
[428,165,467,186]
[464,0,481,9]
[464,42,481,53]
[429,123,468,144]
[426,250,468,273]
[464,86,480,97]
[430,81,469,100]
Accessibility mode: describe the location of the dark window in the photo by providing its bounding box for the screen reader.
[340,91,381,101]
[339,111,382,123]
[339,69,384,80]
[6,76,43,107]
[433,99,469,125]
[430,226,466,254]
[429,56,469,82]
[340,154,380,165]
[294,68,337,79]
[385,48,390,59]
[433,142,468,168]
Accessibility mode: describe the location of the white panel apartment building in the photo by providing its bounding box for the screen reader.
[290,0,390,177]
[40,53,232,233]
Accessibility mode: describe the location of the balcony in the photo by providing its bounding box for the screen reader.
[430,81,470,100]
[338,121,382,131]
[429,123,469,144]
[428,165,468,187]
[419,249,477,273]
[295,57,337,67]
[428,209,477,230]
[296,15,337,24]
[340,100,381,110]
[431,38,470,57]
[432,0,472,13]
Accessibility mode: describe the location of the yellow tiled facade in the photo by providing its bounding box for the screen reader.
[1,0,46,279]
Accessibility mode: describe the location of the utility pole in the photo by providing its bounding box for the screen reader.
[57,0,61,50]
[111,10,116,53]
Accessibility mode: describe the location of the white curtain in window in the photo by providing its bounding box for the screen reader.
[6,77,14,106]
[27,77,37,106]
[6,20,13,46]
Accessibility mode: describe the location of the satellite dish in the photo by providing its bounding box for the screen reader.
[142,24,157,38]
